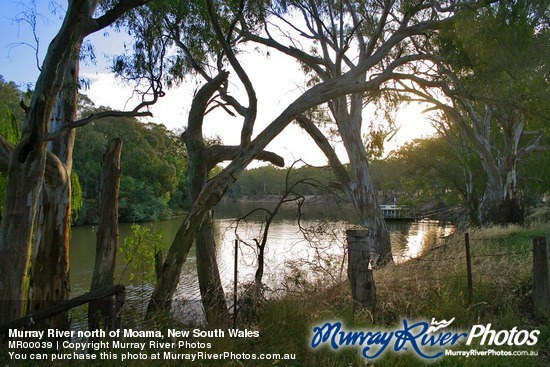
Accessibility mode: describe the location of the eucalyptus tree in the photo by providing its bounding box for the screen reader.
[237,0,400,263]
[0,0,156,325]
[117,0,285,321]
[25,49,80,329]
[393,0,549,224]
[147,0,493,316]
[237,0,502,262]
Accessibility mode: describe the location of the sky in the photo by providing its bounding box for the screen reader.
[0,0,437,168]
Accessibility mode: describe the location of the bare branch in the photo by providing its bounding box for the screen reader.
[295,115,349,190]
[87,0,152,35]
[206,145,284,169]
[205,0,257,145]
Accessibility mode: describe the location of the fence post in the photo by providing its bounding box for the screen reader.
[533,237,549,315]
[347,229,376,314]
[465,232,473,303]
[233,238,239,328]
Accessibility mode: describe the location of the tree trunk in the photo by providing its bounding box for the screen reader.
[331,93,392,265]
[186,137,228,323]
[0,143,47,323]
[147,51,395,317]
[26,51,79,330]
[465,171,481,226]
[88,138,122,331]
[27,182,71,328]
[481,152,524,225]
[453,101,525,225]
[179,72,228,323]
[0,0,127,325]
[195,213,228,321]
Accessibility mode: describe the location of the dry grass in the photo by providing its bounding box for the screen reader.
[375,223,548,328]
[11,223,546,367]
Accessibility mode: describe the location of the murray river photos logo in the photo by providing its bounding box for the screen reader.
[310,318,540,360]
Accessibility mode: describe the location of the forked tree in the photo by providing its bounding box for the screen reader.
[147,0,493,317]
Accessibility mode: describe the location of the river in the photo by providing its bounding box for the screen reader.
[70,202,454,323]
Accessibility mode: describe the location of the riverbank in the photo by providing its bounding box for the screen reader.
[236,221,549,366]
[42,221,547,367]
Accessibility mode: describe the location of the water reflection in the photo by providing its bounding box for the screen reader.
[388,220,455,263]
[69,203,455,314]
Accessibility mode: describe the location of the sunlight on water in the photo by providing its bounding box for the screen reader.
[389,221,455,263]
[69,203,455,324]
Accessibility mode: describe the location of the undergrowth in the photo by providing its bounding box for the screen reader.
[4,223,548,367]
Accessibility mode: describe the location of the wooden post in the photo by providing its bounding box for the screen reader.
[347,229,376,313]
[533,237,549,315]
[233,238,239,328]
[88,138,123,332]
[465,232,473,303]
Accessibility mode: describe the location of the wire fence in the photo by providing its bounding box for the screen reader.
[373,231,548,315]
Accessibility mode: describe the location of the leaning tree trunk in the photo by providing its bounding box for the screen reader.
[147,53,393,317]
[26,52,79,329]
[186,143,227,322]
[195,213,228,321]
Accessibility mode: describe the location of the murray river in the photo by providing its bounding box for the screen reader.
[70,202,454,322]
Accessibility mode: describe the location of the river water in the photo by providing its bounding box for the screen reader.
[70,202,454,322]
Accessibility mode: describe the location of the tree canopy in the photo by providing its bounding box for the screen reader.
[73,101,187,223]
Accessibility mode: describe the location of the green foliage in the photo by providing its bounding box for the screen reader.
[118,176,172,222]
[114,0,222,89]
[0,108,20,215]
[0,76,24,217]
[439,1,549,131]
[70,171,83,223]
[0,77,23,143]
[73,104,187,224]
[520,145,550,206]
[371,136,468,208]
[0,76,86,220]
[434,1,549,223]
[0,75,26,127]
[120,223,163,284]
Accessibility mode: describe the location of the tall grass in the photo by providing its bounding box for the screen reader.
[254,222,549,366]
[9,223,546,367]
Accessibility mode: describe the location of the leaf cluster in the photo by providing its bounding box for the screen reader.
[438,0,549,116]
[120,223,164,284]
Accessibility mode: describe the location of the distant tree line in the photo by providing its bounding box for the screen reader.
[2,77,547,227]
[226,164,336,198]
[228,136,549,223]
[73,98,188,224]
